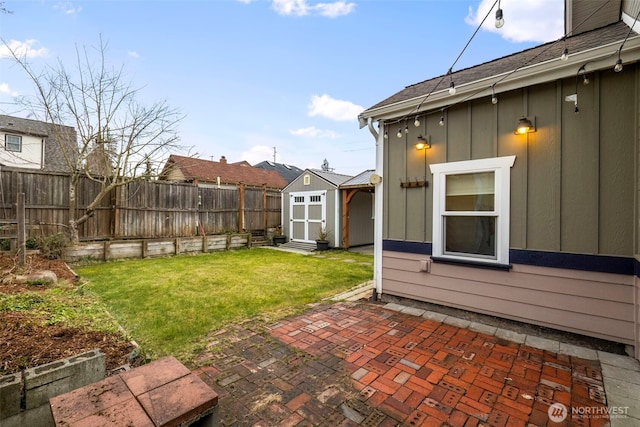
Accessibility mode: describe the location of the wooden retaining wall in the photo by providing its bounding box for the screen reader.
[64,233,250,262]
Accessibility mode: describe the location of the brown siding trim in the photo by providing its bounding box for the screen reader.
[383,239,635,276]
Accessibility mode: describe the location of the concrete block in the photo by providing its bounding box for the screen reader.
[23,349,105,409]
[2,402,54,427]
[0,372,22,420]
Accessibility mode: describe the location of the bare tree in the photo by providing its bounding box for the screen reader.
[4,37,186,242]
[0,2,13,14]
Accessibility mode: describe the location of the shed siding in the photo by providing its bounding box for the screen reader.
[383,250,635,344]
[282,171,340,246]
[348,192,374,246]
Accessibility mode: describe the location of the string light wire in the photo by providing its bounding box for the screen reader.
[384,0,633,130]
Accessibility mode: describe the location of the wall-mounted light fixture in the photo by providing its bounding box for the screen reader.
[514,116,535,135]
[415,135,431,150]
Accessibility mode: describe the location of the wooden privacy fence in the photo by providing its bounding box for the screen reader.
[0,168,282,240]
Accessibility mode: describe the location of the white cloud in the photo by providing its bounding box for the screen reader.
[315,1,356,18]
[289,126,340,138]
[466,0,564,43]
[307,94,363,121]
[54,2,82,15]
[0,40,48,59]
[128,51,140,58]
[272,0,355,17]
[0,83,18,97]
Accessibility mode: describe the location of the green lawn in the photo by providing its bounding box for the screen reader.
[75,248,373,361]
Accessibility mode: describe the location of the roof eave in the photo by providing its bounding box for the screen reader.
[360,35,640,123]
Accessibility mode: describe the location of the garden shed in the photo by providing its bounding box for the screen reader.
[282,168,375,248]
[358,0,640,359]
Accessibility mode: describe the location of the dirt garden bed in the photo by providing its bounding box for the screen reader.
[0,254,136,376]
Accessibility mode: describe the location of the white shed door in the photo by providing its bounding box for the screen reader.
[290,191,326,243]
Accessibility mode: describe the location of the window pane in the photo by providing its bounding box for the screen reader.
[5,135,21,152]
[444,216,496,257]
[445,172,494,211]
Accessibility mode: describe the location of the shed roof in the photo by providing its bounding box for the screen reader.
[309,169,353,187]
[361,21,638,120]
[341,170,376,188]
[161,155,288,189]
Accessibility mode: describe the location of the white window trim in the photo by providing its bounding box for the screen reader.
[5,134,22,152]
[430,155,516,266]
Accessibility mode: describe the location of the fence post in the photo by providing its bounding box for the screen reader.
[16,193,25,267]
[262,184,267,232]
[238,183,245,232]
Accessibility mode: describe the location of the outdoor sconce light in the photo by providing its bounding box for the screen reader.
[514,116,535,135]
[415,135,431,150]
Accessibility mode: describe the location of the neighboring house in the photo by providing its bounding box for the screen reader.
[160,155,288,189]
[253,160,304,184]
[0,115,77,172]
[359,1,640,359]
[282,168,374,248]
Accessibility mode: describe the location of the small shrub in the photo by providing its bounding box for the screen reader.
[25,238,37,249]
[33,233,69,259]
[0,239,10,251]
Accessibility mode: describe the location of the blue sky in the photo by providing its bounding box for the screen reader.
[0,0,564,175]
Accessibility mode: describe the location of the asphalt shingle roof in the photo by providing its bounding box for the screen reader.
[253,160,304,184]
[363,21,635,115]
[162,155,289,189]
[0,114,78,173]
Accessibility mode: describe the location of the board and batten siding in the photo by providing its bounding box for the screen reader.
[383,68,635,256]
[380,65,638,348]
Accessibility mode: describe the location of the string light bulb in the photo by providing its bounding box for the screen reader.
[582,74,589,85]
[614,57,623,72]
[396,127,402,138]
[491,85,498,105]
[404,125,409,134]
[449,81,456,95]
[439,114,445,127]
[414,116,420,127]
[495,4,504,28]
[561,47,569,61]
[383,129,388,139]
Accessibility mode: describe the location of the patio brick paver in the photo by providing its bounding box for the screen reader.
[193,301,619,426]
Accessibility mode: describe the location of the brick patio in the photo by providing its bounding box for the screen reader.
[193,301,616,426]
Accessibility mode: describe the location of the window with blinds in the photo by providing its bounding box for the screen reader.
[430,156,515,266]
